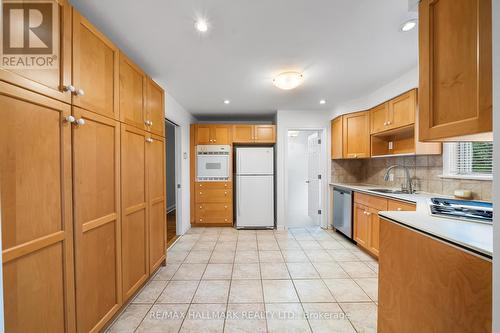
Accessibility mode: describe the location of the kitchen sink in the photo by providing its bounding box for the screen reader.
[368,188,410,194]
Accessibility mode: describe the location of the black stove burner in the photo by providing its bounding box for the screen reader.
[430,198,493,223]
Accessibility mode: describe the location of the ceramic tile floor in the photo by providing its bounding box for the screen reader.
[107,227,378,333]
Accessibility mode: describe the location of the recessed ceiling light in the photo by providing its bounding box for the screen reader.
[273,71,304,90]
[319,99,326,105]
[223,99,230,104]
[195,19,208,32]
[401,19,417,32]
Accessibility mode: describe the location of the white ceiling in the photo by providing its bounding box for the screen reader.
[71,0,418,117]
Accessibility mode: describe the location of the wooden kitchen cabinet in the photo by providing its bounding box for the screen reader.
[419,0,492,141]
[0,0,72,104]
[254,125,276,143]
[0,83,76,333]
[72,107,122,333]
[193,182,233,226]
[370,102,389,134]
[353,203,370,248]
[147,134,167,272]
[146,78,165,136]
[233,125,254,143]
[367,207,380,256]
[387,199,416,212]
[73,8,119,120]
[119,53,146,130]
[331,116,343,159]
[121,125,149,301]
[388,90,416,130]
[195,125,231,144]
[342,111,370,159]
[379,218,492,332]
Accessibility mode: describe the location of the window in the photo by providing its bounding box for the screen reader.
[442,142,493,180]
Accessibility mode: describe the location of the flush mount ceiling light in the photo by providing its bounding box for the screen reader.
[319,99,326,105]
[272,71,304,90]
[195,19,208,32]
[223,99,230,104]
[401,19,417,32]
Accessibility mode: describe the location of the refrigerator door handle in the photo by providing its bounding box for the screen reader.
[237,177,241,217]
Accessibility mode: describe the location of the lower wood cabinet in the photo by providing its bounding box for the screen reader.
[379,218,492,332]
[193,182,233,225]
[121,125,149,301]
[72,108,122,333]
[0,83,76,333]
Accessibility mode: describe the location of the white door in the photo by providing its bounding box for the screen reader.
[237,147,274,175]
[236,175,274,228]
[307,133,321,222]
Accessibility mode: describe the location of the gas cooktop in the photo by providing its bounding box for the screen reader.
[430,198,493,224]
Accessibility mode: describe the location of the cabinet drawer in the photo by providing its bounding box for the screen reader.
[195,188,232,203]
[387,200,416,212]
[354,192,388,211]
[194,216,233,224]
[195,182,232,190]
[195,203,232,220]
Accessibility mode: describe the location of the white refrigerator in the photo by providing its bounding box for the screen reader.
[235,147,275,229]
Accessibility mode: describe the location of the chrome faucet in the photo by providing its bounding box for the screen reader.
[384,164,414,194]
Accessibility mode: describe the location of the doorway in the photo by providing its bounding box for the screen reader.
[286,130,323,227]
[165,119,180,247]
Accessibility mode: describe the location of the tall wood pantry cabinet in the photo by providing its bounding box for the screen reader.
[0,3,167,332]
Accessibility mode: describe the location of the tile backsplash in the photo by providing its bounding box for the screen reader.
[331,155,492,201]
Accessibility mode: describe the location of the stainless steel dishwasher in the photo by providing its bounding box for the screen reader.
[332,186,353,239]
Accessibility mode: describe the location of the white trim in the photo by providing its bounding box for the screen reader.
[442,142,493,181]
[438,174,493,181]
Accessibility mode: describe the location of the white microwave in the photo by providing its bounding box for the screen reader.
[196,145,231,181]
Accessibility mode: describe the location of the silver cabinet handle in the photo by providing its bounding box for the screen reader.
[387,121,391,125]
[397,208,402,211]
[144,120,149,125]
[199,206,202,209]
[75,88,85,96]
[65,115,76,123]
[145,120,153,126]
[64,85,75,93]
[75,118,85,126]
[145,138,154,143]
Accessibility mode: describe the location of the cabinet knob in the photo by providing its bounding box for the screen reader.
[354,154,358,158]
[224,205,227,209]
[224,219,228,222]
[75,118,85,126]
[64,85,75,93]
[199,206,202,209]
[147,120,153,126]
[224,191,227,195]
[64,115,76,123]
[75,88,85,96]
[397,208,402,211]
[387,121,391,125]
[199,218,203,222]
[199,192,202,194]
[145,137,154,143]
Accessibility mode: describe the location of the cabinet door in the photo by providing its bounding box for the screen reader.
[146,78,165,136]
[72,108,121,333]
[331,117,343,159]
[370,103,389,134]
[343,111,370,158]
[232,125,254,143]
[388,90,416,130]
[147,134,166,272]
[73,9,119,119]
[0,83,76,333]
[353,203,369,248]
[254,125,276,143]
[121,125,148,301]
[0,0,72,103]
[419,0,492,140]
[213,125,231,144]
[119,53,146,129]
[195,125,212,145]
[368,208,380,257]
[195,203,232,224]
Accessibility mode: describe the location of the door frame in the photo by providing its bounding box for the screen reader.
[283,128,328,229]
[165,118,182,240]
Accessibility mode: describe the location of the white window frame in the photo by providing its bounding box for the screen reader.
[441,143,493,181]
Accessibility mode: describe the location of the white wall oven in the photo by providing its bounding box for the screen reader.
[196,145,231,181]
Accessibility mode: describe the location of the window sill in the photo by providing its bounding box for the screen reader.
[438,174,493,181]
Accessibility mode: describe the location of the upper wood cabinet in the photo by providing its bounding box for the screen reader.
[342,111,370,159]
[419,0,492,141]
[0,0,72,103]
[72,107,122,333]
[371,90,416,134]
[146,78,165,136]
[331,117,343,159]
[119,53,146,130]
[194,125,231,145]
[0,83,76,332]
[121,125,149,301]
[147,134,167,272]
[72,9,119,120]
[232,124,276,144]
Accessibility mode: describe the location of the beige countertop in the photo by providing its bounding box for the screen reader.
[330,183,493,259]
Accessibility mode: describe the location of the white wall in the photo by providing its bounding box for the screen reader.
[492,1,499,331]
[331,67,418,118]
[276,110,331,229]
[161,90,196,235]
